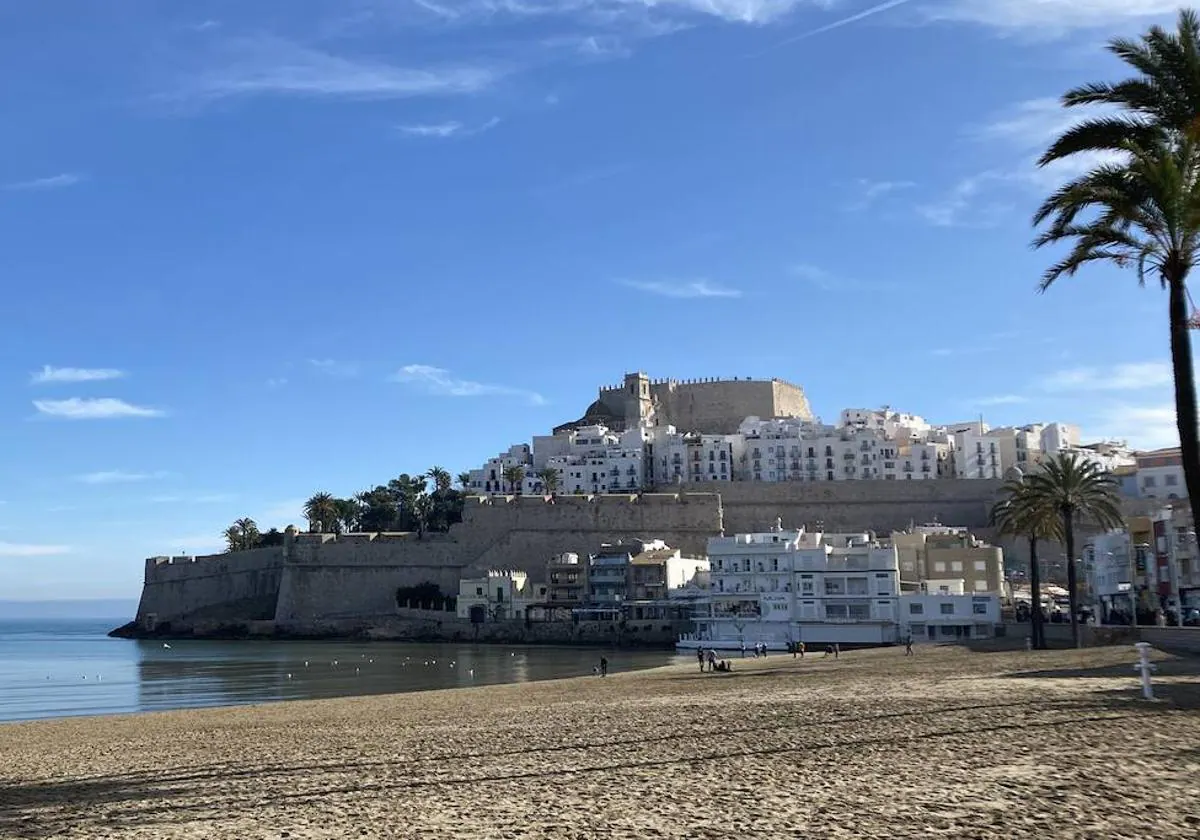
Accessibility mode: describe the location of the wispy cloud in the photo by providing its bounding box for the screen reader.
[919,97,1128,226]
[179,36,501,103]
[396,117,501,138]
[1089,403,1180,451]
[31,365,126,385]
[391,364,546,405]
[844,177,915,211]
[266,377,288,388]
[0,542,71,557]
[33,398,166,420]
[148,493,234,504]
[74,470,167,485]
[532,163,633,195]
[1042,362,1171,392]
[308,359,360,378]
[790,263,890,292]
[619,279,742,299]
[3,173,83,191]
[973,394,1028,406]
[924,1,1177,36]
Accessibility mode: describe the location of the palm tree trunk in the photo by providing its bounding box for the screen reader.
[1063,513,1080,649]
[1167,275,1200,540]
[1029,536,1046,650]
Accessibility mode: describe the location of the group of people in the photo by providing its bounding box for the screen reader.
[696,648,733,673]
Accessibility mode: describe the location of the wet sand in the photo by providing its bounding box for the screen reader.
[2,645,1198,839]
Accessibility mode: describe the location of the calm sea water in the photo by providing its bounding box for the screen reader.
[0,618,688,723]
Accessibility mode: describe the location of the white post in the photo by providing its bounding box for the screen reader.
[1025,635,1032,652]
[1133,642,1156,700]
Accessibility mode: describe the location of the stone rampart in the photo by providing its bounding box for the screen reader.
[136,548,284,626]
[130,481,1026,636]
[716,479,1006,534]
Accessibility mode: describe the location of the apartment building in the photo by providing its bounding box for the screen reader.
[891,526,1005,595]
[1136,447,1185,500]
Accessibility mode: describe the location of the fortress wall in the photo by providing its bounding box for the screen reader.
[772,380,814,421]
[274,533,466,626]
[462,493,723,577]
[136,548,284,624]
[715,480,1006,534]
[654,379,811,433]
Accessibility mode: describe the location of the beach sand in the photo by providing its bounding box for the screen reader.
[2,645,1199,839]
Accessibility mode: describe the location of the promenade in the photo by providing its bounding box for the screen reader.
[2,646,1198,839]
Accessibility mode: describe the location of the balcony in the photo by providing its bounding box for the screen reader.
[843,453,855,461]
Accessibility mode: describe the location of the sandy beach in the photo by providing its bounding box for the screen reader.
[2,645,1198,839]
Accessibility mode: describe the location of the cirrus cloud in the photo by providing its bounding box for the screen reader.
[33,398,167,420]
[31,365,127,384]
[391,364,546,405]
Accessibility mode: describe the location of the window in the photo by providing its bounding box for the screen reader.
[1166,474,1179,486]
[825,603,848,619]
[847,603,870,620]
[951,561,963,573]
[972,602,989,615]
[909,603,923,615]
[847,577,868,595]
[825,579,845,595]
[939,603,954,615]
[476,586,484,596]
[974,580,988,592]
[1144,476,1157,487]
[974,560,987,572]
[934,561,946,573]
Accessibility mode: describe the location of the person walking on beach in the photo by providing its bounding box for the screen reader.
[833,644,840,660]
[904,637,913,656]
[599,656,608,677]
[741,641,747,658]
[697,648,706,671]
[797,641,805,659]
[706,649,716,672]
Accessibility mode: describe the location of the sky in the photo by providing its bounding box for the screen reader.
[0,0,1192,599]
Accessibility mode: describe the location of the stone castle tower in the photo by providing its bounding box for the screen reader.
[554,371,814,435]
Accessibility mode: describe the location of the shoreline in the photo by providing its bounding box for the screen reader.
[5,646,1198,838]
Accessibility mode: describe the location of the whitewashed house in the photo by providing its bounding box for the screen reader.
[899,593,1000,643]
[684,521,902,649]
[456,570,546,621]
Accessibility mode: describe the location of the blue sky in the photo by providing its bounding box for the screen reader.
[0,0,1189,599]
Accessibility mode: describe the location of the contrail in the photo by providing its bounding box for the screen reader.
[751,0,917,57]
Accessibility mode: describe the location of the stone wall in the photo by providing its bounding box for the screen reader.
[130,481,1046,637]
[653,378,813,433]
[716,479,1006,534]
[136,548,284,627]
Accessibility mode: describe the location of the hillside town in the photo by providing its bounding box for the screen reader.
[467,374,1168,496]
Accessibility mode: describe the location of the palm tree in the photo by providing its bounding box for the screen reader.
[457,471,473,493]
[991,475,1060,649]
[502,465,525,495]
[1033,9,1200,536]
[334,498,360,534]
[1021,454,1125,647]
[427,466,453,495]
[303,491,339,534]
[536,467,560,496]
[224,517,261,552]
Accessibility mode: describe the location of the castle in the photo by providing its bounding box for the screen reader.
[125,369,1125,637]
[554,373,813,434]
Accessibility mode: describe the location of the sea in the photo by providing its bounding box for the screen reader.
[0,617,688,723]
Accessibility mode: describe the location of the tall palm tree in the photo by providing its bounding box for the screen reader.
[1021,454,1125,647]
[991,475,1060,649]
[224,517,261,552]
[502,465,525,495]
[1034,9,1200,535]
[426,466,453,495]
[536,467,560,496]
[457,472,474,494]
[303,491,338,534]
[334,498,360,534]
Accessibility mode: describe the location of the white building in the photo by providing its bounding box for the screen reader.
[468,444,533,495]
[456,570,546,621]
[691,522,902,648]
[1083,532,1137,622]
[899,594,1001,643]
